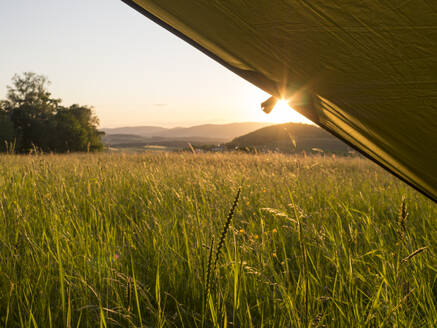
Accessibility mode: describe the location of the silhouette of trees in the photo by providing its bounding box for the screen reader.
[0,72,104,153]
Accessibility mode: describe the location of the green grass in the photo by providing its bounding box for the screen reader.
[0,152,436,327]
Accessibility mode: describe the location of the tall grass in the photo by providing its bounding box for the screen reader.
[0,152,436,327]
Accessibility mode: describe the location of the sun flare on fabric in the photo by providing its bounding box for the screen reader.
[264,99,313,124]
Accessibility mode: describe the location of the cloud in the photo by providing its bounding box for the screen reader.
[153,103,168,107]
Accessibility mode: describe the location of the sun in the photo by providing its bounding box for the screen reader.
[243,88,315,125]
[263,99,313,124]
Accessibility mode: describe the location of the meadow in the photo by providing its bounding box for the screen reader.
[0,152,436,327]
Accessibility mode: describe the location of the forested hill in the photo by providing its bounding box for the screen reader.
[227,123,350,154]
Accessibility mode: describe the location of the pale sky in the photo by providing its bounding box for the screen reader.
[0,0,312,128]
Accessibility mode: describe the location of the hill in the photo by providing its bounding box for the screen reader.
[157,122,272,140]
[100,126,167,137]
[102,134,151,145]
[227,122,350,154]
[102,122,272,141]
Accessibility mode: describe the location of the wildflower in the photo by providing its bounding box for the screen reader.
[114,253,120,260]
[272,228,277,233]
[253,234,259,240]
[239,229,245,234]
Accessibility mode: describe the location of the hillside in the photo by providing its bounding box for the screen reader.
[228,122,350,154]
[102,134,151,145]
[102,122,272,141]
[157,122,272,140]
[100,126,167,137]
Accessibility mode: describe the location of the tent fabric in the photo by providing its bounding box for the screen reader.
[122,0,437,202]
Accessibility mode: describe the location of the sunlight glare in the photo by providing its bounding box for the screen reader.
[265,99,313,124]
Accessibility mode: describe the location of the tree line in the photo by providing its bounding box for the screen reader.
[0,72,104,153]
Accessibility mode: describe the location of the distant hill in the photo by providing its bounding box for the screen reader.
[102,134,150,145]
[227,123,350,154]
[157,122,273,140]
[102,122,273,141]
[102,122,350,153]
[101,126,168,137]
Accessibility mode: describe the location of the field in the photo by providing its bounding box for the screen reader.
[0,153,436,327]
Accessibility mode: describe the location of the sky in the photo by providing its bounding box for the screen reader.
[0,0,312,128]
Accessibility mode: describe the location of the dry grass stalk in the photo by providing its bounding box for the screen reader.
[401,246,428,263]
[213,188,241,269]
[398,197,408,240]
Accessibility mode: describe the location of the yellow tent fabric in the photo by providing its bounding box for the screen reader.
[122,0,437,202]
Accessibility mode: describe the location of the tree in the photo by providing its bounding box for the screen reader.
[52,105,104,152]
[3,73,60,152]
[0,110,16,152]
[2,72,60,113]
[0,73,104,153]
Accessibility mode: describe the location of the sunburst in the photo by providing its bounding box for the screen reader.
[264,99,313,124]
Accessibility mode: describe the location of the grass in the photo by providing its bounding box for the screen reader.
[0,152,436,327]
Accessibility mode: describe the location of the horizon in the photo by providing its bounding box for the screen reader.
[101,120,274,130]
[0,0,312,128]
[100,120,317,130]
